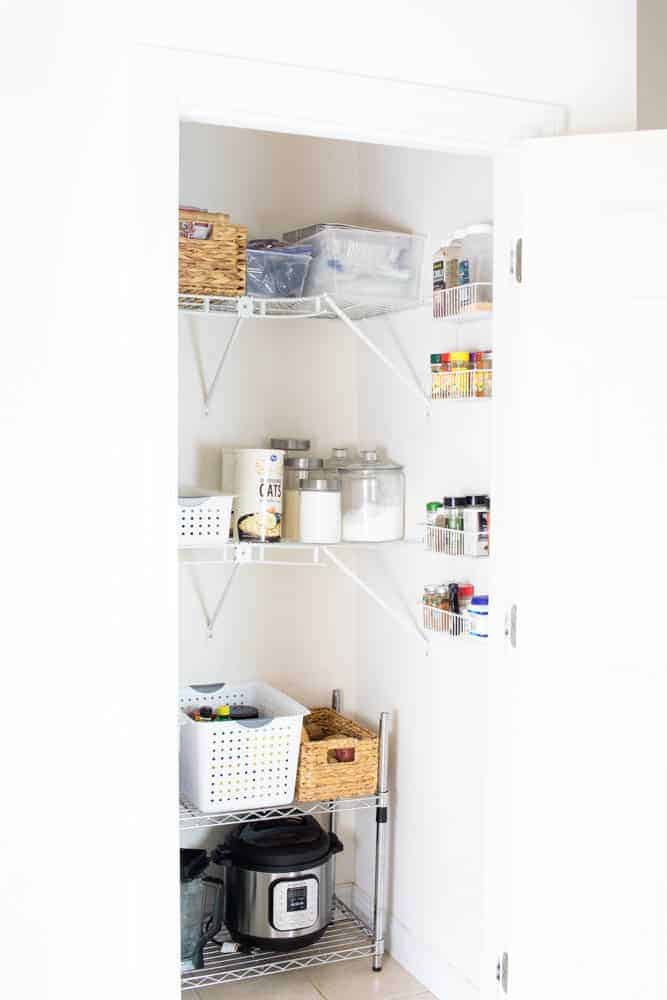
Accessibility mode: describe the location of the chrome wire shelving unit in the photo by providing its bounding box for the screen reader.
[181,693,390,988]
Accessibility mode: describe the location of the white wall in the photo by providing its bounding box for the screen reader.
[353,144,493,999]
[138,0,636,134]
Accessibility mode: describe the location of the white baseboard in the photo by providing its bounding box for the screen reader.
[336,882,480,1000]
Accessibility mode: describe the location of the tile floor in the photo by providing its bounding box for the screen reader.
[183,956,434,1000]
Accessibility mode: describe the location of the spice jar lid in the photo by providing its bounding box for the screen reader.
[426,501,443,511]
[465,494,490,506]
[459,584,475,597]
[471,595,489,606]
[430,353,441,363]
[450,351,470,362]
[443,496,467,508]
[299,478,341,492]
[285,456,323,470]
[270,438,311,451]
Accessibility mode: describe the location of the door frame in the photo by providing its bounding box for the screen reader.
[131,43,566,998]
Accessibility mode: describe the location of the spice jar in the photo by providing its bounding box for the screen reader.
[442,497,465,555]
[450,351,471,398]
[430,354,442,400]
[298,478,342,544]
[440,352,451,399]
[283,456,324,540]
[463,495,490,556]
[422,585,438,631]
[426,501,443,525]
[474,351,492,398]
[458,583,474,614]
[435,585,450,633]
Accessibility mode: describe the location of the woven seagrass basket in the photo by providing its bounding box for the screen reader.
[179,208,247,297]
[295,708,378,802]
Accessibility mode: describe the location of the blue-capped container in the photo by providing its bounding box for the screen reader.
[467,594,489,638]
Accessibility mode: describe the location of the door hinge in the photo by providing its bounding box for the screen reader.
[509,238,523,283]
[496,952,509,994]
[504,604,518,648]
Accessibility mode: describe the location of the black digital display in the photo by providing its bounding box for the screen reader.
[286,885,308,912]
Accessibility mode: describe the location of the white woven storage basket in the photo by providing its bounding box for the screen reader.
[178,494,234,548]
[179,681,309,813]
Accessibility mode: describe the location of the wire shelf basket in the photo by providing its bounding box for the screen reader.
[422,604,471,638]
[430,367,492,400]
[433,281,493,321]
[421,523,489,558]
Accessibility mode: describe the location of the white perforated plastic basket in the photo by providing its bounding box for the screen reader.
[179,681,309,813]
[178,494,234,548]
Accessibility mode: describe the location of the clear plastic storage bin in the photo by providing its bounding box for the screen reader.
[246,245,312,298]
[283,224,424,303]
[179,681,309,813]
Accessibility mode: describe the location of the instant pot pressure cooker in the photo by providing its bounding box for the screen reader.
[213,816,343,950]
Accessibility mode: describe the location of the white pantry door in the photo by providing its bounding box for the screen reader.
[508,130,667,1000]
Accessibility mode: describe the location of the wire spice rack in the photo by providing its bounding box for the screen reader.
[421,523,489,558]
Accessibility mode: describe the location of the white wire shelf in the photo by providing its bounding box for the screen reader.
[178,292,428,322]
[181,896,374,990]
[180,793,386,831]
[433,282,493,321]
[421,523,489,558]
[422,604,471,638]
[430,368,492,400]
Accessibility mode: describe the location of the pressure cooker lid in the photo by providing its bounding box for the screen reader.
[226,817,333,868]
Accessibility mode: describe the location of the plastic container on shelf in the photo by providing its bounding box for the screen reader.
[178,490,235,548]
[339,449,405,542]
[467,595,489,638]
[282,224,425,303]
[282,456,323,540]
[460,223,493,285]
[179,681,309,813]
[298,478,342,544]
[246,242,312,298]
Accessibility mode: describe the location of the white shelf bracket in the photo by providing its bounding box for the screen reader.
[201,316,245,415]
[186,562,240,638]
[321,545,428,647]
[322,293,431,413]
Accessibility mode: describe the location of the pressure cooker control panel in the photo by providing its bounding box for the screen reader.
[271,876,319,931]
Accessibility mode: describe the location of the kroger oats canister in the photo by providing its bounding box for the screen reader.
[221,448,285,542]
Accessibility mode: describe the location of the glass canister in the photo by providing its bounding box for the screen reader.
[339,449,405,542]
[282,456,323,540]
[298,478,342,543]
[324,447,354,471]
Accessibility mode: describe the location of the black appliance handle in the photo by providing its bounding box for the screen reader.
[191,876,225,970]
[329,833,344,856]
[210,845,233,867]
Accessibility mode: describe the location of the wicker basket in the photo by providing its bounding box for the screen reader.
[179,209,247,297]
[295,708,378,802]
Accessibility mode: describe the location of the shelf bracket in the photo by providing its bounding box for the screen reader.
[321,545,428,647]
[322,293,431,412]
[186,562,239,638]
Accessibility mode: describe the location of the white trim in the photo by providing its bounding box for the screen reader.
[140,44,566,155]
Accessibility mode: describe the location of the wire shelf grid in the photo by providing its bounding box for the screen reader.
[180,794,385,831]
[181,896,374,990]
[178,292,428,322]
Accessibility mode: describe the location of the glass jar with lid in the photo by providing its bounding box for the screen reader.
[324,447,354,471]
[282,456,323,540]
[339,449,405,542]
[298,478,342,544]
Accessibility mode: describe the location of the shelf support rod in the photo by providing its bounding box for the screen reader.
[373,710,390,970]
[322,294,431,411]
[321,546,427,646]
[203,316,245,415]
